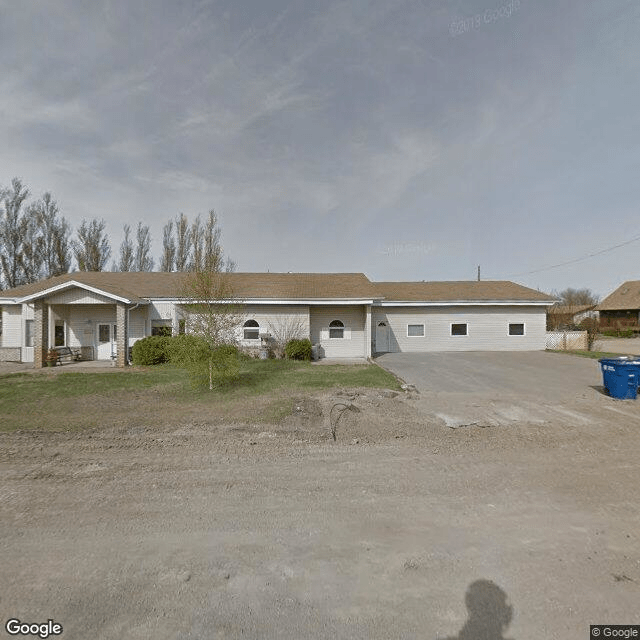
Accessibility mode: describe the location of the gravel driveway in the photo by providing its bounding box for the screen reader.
[2,353,639,639]
[375,350,638,427]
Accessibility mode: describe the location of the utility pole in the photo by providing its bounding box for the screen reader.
[477,265,481,281]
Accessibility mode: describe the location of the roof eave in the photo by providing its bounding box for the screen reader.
[13,280,140,305]
[377,299,554,306]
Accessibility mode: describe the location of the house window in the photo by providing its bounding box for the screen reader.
[509,323,525,336]
[243,319,259,340]
[329,320,344,339]
[25,320,34,347]
[98,324,110,343]
[151,320,172,337]
[407,324,424,337]
[54,324,65,347]
[451,323,468,336]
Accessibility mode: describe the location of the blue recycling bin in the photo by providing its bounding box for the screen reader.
[599,357,640,400]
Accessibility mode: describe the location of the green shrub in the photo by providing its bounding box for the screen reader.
[211,344,240,359]
[285,338,312,361]
[600,328,635,338]
[166,337,241,388]
[166,334,211,365]
[131,335,172,365]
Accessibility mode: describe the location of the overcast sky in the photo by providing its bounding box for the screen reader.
[1,0,639,297]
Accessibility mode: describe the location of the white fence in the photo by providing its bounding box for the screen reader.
[546,331,588,351]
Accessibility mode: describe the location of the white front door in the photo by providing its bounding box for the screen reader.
[96,323,117,360]
[375,321,390,352]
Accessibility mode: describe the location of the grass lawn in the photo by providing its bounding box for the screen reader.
[0,359,400,432]
[547,349,637,360]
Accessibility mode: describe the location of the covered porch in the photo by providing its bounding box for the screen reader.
[32,299,134,368]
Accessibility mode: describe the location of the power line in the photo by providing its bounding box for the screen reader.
[494,232,640,279]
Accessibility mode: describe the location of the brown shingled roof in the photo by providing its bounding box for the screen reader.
[0,272,379,301]
[597,280,640,311]
[0,272,555,304]
[373,280,554,302]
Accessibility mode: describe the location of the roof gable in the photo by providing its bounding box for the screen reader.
[597,281,640,311]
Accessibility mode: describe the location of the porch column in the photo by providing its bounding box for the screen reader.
[116,303,128,367]
[365,304,372,358]
[33,300,49,368]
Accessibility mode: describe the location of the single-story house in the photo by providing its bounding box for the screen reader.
[0,272,555,367]
[596,280,640,331]
[546,304,598,330]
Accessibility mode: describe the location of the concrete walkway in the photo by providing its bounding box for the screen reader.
[0,360,124,375]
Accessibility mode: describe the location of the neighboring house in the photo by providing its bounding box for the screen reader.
[546,304,598,330]
[0,272,555,367]
[596,280,640,331]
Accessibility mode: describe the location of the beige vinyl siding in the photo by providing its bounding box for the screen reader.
[149,302,174,320]
[1,305,22,347]
[64,304,116,355]
[129,307,147,341]
[375,306,547,352]
[47,288,113,304]
[239,305,310,346]
[310,305,366,358]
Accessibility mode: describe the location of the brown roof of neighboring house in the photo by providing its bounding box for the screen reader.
[597,280,640,311]
[0,271,380,302]
[373,280,555,303]
[547,304,596,315]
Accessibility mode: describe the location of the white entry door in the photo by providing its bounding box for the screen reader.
[96,323,117,360]
[375,321,390,352]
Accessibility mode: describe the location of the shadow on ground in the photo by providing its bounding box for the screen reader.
[443,580,514,640]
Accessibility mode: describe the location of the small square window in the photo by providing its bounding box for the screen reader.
[509,323,525,336]
[451,323,467,336]
[152,320,171,337]
[407,324,424,337]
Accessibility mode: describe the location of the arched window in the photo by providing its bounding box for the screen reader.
[243,319,259,340]
[329,319,344,339]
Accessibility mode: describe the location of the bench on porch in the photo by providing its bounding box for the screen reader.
[53,346,83,364]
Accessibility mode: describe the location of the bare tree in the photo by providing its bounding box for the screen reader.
[33,192,72,278]
[160,220,176,272]
[52,218,72,276]
[74,219,111,271]
[174,213,192,272]
[178,213,239,389]
[0,178,30,289]
[266,315,307,358]
[117,224,134,272]
[180,271,243,389]
[134,222,154,271]
[553,287,599,307]
[19,207,43,284]
[190,215,204,272]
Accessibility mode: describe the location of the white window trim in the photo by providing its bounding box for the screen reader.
[508,322,526,336]
[407,323,425,337]
[243,319,260,341]
[329,320,345,339]
[24,319,34,348]
[53,320,67,347]
[450,322,468,336]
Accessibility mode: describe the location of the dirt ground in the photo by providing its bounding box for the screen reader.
[1,354,639,639]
